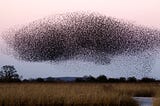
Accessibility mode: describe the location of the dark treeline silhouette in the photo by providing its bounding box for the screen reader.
[22,75,160,83]
[75,76,159,83]
[0,65,159,83]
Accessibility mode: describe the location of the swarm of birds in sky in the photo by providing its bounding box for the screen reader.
[2,12,160,65]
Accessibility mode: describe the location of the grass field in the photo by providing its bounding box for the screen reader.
[0,83,160,106]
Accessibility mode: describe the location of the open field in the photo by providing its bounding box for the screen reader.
[0,83,160,106]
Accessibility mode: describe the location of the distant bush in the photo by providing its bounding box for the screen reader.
[108,78,119,82]
[86,75,96,82]
[35,78,44,82]
[127,77,137,82]
[75,78,85,82]
[141,77,156,82]
[45,77,56,82]
[119,77,126,82]
[23,79,29,82]
[97,75,107,82]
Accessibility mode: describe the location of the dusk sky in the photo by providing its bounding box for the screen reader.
[0,0,160,79]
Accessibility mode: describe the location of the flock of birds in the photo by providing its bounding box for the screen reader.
[1,12,160,75]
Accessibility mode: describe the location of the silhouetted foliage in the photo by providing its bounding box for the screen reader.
[86,75,96,82]
[75,78,85,82]
[23,79,29,82]
[45,77,55,82]
[119,77,126,82]
[0,65,21,82]
[19,75,159,83]
[127,77,137,82]
[108,78,119,82]
[97,75,107,82]
[35,78,44,82]
[141,77,156,82]
[0,68,157,83]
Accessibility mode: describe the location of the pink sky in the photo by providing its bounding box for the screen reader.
[0,0,160,78]
[0,0,160,33]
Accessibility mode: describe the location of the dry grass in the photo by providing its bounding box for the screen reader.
[152,84,160,106]
[1,83,160,106]
[153,98,160,106]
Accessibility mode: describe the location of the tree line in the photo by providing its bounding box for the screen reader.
[0,65,159,83]
[75,75,159,83]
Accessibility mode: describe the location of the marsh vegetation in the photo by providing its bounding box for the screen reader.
[0,83,160,106]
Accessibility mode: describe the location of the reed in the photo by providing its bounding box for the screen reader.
[1,83,160,106]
